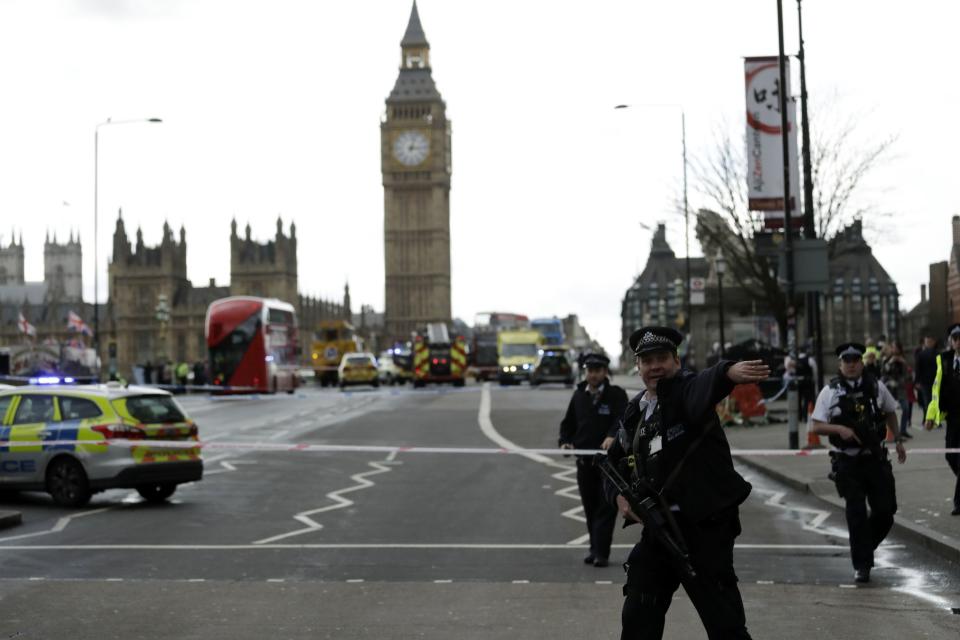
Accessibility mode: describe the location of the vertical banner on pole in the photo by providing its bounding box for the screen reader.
[744,56,800,228]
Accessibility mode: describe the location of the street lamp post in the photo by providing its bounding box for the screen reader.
[614,104,691,335]
[93,117,162,378]
[716,253,726,358]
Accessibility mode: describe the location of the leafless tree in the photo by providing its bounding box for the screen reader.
[687,104,896,340]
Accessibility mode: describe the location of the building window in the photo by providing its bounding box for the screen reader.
[851,277,862,304]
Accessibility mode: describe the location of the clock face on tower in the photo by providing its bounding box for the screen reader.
[392,130,430,166]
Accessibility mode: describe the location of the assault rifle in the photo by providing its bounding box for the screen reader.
[597,456,697,580]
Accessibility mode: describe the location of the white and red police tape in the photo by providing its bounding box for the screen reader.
[4,440,960,455]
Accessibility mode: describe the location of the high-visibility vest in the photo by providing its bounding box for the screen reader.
[926,353,947,424]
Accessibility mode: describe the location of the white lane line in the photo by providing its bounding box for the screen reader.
[252,459,396,544]
[512,580,529,584]
[0,543,870,551]
[267,579,285,583]
[0,507,113,543]
[346,579,364,583]
[433,579,452,584]
[478,383,585,543]
[269,429,290,441]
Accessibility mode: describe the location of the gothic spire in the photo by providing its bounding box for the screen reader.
[401,1,428,47]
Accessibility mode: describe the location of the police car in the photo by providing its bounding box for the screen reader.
[338,352,380,389]
[0,384,203,507]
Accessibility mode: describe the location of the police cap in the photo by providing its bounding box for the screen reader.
[581,352,610,369]
[949,323,960,338]
[629,326,683,357]
[835,342,866,358]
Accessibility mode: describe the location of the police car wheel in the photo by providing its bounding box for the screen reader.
[136,483,177,503]
[46,457,91,508]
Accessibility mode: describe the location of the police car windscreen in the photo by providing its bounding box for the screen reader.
[346,356,373,367]
[122,396,187,424]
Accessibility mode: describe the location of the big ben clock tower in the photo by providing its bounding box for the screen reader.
[382,1,452,341]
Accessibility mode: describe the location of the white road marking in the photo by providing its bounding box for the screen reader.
[0,507,113,543]
[433,579,452,583]
[512,580,529,584]
[346,579,364,583]
[252,459,395,544]
[478,383,585,542]
[268,429,289,441]
[267,578,285,583]
[747,475,958,611]
[0,543,871,551]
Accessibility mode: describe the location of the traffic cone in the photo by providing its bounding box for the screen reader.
[804,401,823,448]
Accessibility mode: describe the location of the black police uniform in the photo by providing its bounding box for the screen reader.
[812,342,899,578]
[605,327,752,640]
[559,354,628,565]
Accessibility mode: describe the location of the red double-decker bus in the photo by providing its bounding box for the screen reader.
[205,296,300,394]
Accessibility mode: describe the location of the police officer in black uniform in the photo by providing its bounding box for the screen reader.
[811,342,906,583]
[923,323,960,516]
[559,352,628,567]
[606,326,769,640]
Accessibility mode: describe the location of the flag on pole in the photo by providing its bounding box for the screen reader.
[17,312,36,337]
[67,310,93,336]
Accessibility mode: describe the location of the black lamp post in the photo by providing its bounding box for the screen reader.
[716,254,726,358]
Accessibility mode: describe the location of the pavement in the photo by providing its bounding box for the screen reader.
[726,405,960,565]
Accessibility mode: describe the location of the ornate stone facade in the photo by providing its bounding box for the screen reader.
[103,212,347,377]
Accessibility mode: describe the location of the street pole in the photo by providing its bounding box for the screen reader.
[797,0,825,392]
[682,112,692,340]
[717,255,726,358]
[777,0,799,449]
[613,103,691,342]
[93,117,162,381]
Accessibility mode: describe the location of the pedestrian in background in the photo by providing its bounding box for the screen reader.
[863,350,881,381]
[915,331,939,418]
[811,342,906,582]
[923,323,960,516]
[882,340,912,438]
[559,352,627,568]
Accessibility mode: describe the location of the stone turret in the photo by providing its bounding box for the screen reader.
[230,219,298,306]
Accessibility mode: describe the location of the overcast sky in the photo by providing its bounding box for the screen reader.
[0,0,953,358]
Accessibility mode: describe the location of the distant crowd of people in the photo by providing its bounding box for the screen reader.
[133,359,209,390]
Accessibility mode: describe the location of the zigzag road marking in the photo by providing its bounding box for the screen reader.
[252,460,396,544]
[477,383,585,544]
[0,507,113,543]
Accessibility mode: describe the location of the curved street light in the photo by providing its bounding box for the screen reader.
[614,103,690,335]
[93,117,163,377]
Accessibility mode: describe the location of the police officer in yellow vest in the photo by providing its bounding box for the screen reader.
[923,323,960,516]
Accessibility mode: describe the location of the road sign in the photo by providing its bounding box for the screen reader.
[690,277,706,305]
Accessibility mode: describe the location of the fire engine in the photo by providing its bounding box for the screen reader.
[413,323,467,388]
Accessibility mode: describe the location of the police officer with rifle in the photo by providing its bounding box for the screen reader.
[810,342,906,583]
[603,326,769,640]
